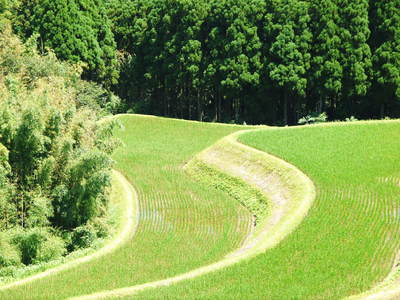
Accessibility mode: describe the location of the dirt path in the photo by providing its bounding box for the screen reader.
[70,129,316,300]
[0,170,138,292]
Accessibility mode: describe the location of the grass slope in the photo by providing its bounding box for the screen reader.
[69,128,315,299]
[0,115,252,299]
[132,121,400,299]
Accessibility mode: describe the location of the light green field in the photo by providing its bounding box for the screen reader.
[131,121,400,299]
[0,115,253,299]
[3,117,400,299]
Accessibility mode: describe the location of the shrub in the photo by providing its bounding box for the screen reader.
[34,234,66,263]
[298,112,328,125]
[0,265,18,277]
[89,217,110,239]
[11,228,46,265]
[345,116,358,122]
[11,228,65,265]
[0,232,21,267]
[70,224,97,250]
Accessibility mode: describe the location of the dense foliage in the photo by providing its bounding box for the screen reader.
[7,0,400,125]
[0,21,117,274]
[107,0,400,124]
[14,0,119,87]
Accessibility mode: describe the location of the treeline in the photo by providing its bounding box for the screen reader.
[0,16,119,273]
[109,0,400,124]
[9,0,400,124]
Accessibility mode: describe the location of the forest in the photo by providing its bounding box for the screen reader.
[5,0,398,125]
[0,5,120,275]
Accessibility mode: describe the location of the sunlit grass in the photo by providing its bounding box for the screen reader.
[1,115,252,299]
[132,120,400,299]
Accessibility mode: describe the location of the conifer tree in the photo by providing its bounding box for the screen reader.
[337,0,371,115]
[268,0,312,124]
[15,0,118,87]
[105,0,400,123]
[369,0,400,116]
[205,0,264,122]
[309,0,342,113]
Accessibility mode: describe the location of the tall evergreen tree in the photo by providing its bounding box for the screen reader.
[160,0,208,120]
[205,0,264,122]
[106,0,400,124]
[107,0,154,107]
[14,0,118,87]
[336,0,371,116]
[268,0,312,124]
[309,0,342,114]
[369,0,400,117]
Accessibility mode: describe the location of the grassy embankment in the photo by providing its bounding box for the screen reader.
[132,120,400,299]
[71,124,315,300]
[0,115,253,299]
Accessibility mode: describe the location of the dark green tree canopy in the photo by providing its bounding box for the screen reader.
[10,0,399,125]
[309,0,342,112]
[337,0,371,99]
[14,0,118,87]
[369,0,400,114]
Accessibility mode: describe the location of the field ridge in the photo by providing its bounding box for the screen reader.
[70,128,316,299]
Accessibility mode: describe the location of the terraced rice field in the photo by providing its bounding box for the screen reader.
[132,121,400,299]
[0,115,253,299]
[2,117,400,299]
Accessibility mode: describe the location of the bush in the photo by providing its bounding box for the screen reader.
[298,112,328,125]
[11,228,65,265]
[70,224,97,250]
[74,80,125,115]
[11,228,44,265]
[35,234,66,263]
[345,116,358,122]
[0,265,18,277]
[89,217,110,239]
[0,232,21,267]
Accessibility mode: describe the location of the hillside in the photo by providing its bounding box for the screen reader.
[131,120,400,299]
[1,116,400,299]
[0,115,253,299]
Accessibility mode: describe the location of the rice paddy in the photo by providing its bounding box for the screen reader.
[130,120,400,299]
[2,116,400,299]
[0,115,252,299]
[70,125,315,300]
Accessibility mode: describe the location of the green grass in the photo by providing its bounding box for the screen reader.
[131,121,400,299]
[186,157,268,224]
[0,115,252,299]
